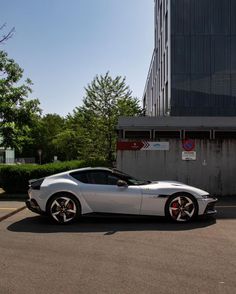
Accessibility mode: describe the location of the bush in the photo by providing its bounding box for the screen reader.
[0,159,109,194]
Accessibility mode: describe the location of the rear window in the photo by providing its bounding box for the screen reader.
[70,172,89,183]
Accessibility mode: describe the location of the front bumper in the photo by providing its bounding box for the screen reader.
[26,199,45,215]
[203,198,218,215]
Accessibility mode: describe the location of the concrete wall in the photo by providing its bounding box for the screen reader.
[117,139,236,196]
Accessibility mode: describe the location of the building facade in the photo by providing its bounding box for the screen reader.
[117,116,236,196]
[143,0,236,116]
[0,137,15,164]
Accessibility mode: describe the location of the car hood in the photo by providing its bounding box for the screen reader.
[141,181,209,197]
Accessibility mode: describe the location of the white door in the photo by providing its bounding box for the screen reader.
[78,170,142,215]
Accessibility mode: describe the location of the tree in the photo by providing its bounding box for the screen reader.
[37,114,66,162]
[70,72,142,163]
[52,129,80,161]
[0,50,41,150]
[20,114,66,163]
[0,23,15,44]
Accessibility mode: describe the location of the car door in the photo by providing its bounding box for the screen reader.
[77,170,142,215]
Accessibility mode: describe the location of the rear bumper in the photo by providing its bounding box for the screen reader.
[25,199,45,215]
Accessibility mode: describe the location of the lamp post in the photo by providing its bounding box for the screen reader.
[38,149,42,165]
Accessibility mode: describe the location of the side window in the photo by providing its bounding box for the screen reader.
[70,172,89,183]
[71,170,121,185]
[107,174,120,185]
[88,171,108,185]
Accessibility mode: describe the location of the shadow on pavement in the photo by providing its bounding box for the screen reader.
[216,206,236,219]
[7,214,216,235]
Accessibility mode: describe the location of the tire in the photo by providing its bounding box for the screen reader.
[47,193,81,224]
[165,193,198,223]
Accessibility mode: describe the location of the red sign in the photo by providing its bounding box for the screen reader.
[117,141,144,151]
[182,139,195,151]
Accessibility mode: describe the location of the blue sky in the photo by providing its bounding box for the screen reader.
[1,0,154,116]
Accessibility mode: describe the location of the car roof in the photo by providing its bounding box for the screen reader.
[46,167,112,179]
[69,167,112,173]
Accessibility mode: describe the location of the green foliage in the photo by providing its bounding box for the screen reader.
[0,50,41,150]
[19,113,66,163]
[5,70,142,164]
[68,72,142,163]
[52,129,80,161]
[0,159,109,193]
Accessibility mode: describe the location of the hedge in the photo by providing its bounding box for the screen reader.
[0,159,109,194]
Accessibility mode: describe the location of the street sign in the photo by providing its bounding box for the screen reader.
[116,141,144,150]
[142,141,169,151]
[182,151,196,161]
[117,141,169,151]
[182,139,195,151]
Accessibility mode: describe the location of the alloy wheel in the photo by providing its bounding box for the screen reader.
[50,196,77,223]
[169,195,196,222]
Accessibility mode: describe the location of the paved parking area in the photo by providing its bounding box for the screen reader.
[0,200,26,221]
[0,203,235,294]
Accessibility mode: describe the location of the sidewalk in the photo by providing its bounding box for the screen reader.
[0,188,27,221]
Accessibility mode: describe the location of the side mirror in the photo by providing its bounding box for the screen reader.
[117,180,128,187]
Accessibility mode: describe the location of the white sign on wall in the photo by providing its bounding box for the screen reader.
[142,141,170,151]
[182,151,196,161]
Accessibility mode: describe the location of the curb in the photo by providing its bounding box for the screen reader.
[0,194,27,201]
[0,206,26,222]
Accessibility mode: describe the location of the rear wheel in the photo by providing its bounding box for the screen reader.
[47,194,81,224]
[165,194,198,222]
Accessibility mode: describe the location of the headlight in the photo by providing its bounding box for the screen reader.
[201,194,211,199]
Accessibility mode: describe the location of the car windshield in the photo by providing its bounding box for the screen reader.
[112,169,151,186]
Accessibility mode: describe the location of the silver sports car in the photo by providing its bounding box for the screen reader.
[26,167,217,224]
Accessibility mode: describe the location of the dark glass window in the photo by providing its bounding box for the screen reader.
[171,0,190,35]
[231,0,236,34]
[190,74,211,107]
[107,174,120,185]
[231,74,236,102]
[165,82,168,112]
[171,75,190,107]
[170,0,235,116]
[125,131,151,139]
[164,53,165,81]
[165,12,168,44]
[71,170,121,185]
[185,131,210,139]
[215,131,236,139]
[190,0,211,35]
[231,37,236,74]
[172,36,190,74]
[211,0,230,34]
[191,36,211,74]
[88,172,108,185]
[160,3,162,29]
[70,171,89,183]
[166,49,168,77]
[211,75,231,101]
[211,36,230,74]
[155,131,180,139]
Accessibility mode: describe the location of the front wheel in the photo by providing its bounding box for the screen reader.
[165,194,198,222]
[47,194,81,224]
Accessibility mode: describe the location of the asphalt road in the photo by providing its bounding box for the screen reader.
[0,206,235,294]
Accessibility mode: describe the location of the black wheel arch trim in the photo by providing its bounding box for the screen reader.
[46,191,81,214]
[165,192,199,221]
